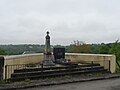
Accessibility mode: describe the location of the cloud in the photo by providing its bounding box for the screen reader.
[0,0,120,45]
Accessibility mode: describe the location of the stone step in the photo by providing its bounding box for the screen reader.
[14,64,100,73]
[10,69,108,82]
[9,63,109,82]
[12,66,104,78]
[12,66,104,79]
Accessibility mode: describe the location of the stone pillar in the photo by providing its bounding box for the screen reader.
[43,31,54,66]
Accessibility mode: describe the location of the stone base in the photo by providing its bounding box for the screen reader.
[42,60,55,66]
[43,53,55,66]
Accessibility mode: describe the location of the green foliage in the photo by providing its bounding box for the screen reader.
[0,44,44,55]
[116,60,120,72]
[91,43,111,54]
[0,80,6,84]
[109,40,120,60]
[0,41,120,61]
[0,48,7,55]
[68,44,92,53]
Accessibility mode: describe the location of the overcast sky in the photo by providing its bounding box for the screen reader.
[0,0,120,45]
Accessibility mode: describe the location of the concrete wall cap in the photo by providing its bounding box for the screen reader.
[4,53,43,60]
[65,53,115,56]
[3,53,115,60]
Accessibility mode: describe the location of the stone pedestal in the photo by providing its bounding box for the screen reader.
[43,52,55,66]
[42,31,55,66]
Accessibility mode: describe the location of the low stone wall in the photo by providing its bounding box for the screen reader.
[65,53,116,73]
[4,54,43,65]
[3,53,116,79]
[3,54,43,79]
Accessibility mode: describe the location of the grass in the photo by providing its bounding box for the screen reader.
[0,80,7,84]
[116,61,120,72]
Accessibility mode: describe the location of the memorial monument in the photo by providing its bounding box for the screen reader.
[43,31,55,65]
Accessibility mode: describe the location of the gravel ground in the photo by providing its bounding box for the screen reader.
[21,78,120,90]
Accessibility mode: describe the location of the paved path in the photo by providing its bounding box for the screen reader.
[21,78,120,90]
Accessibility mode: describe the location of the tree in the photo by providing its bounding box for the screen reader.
[0,48,7,55]
[69,40,92,53]
[109,40,120,61]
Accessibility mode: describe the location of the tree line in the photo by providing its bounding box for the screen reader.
[0,41,120,61]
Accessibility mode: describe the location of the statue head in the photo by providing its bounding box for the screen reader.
[46,31,50,39]
[47,31,49,35]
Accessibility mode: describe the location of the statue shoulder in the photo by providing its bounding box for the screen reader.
[46,35,50,39]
